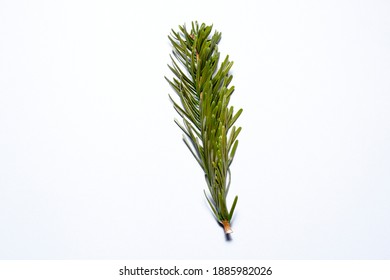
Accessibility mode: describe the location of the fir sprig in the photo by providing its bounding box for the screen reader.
[166,22,242,234]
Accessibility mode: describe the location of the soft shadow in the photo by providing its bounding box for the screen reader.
[225,233,232,241]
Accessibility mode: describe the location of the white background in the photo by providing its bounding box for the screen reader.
[1,0,389,259]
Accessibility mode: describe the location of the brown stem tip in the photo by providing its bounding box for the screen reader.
[222,220,233,234]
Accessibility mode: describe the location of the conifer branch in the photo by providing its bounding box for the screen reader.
[166,22,242,234]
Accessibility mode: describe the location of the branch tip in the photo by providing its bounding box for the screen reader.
[222,220,233,234]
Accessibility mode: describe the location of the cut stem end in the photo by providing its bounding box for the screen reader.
[222,220,233,234]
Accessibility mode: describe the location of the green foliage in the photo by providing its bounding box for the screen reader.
[166,22,242,230]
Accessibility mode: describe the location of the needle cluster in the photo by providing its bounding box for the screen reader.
[165,22,242,234]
